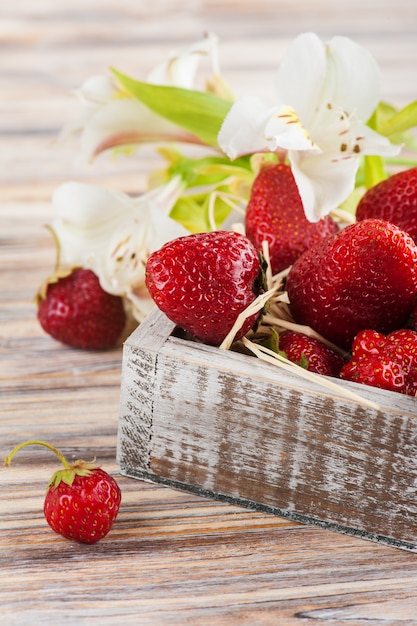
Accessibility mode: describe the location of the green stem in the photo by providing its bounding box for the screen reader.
[44,224,62,272]
[4,440,70,469]
[383,156,417,167]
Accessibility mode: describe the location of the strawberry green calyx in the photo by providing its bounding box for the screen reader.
[45,224,63,272]
[35,224,77,307]
[4,439,97,489]
[35,266,79,306]
[48,459,97,489]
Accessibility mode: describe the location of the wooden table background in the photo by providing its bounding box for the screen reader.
[2,1,417,623]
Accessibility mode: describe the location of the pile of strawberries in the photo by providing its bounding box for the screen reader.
[28,164,417,542]
[37,163,417,397]
[145,164,417,397]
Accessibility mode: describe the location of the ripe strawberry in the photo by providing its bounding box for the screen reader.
[4,440,122,544]
[286,219,417,350]
[344,328,417,366]
[412,300,417,334]
[382,329,417,375]
[245,163,339,274]
[145,230,264,346]
[340,329,417,396]
[356,167,417,242]
[37,268,126,350]
[345,328,387,359]
[342,354,408,394]
[278,331,346,377]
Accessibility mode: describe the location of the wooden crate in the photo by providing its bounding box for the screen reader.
[117,308,417,551]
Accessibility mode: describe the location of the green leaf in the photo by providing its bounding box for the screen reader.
[169,183,239,233]
[111,68,232,146]
[337,186,364,216]
[362,155,387,189]
[49,468,76,488]
[297,353,310,371]
[377,100,417,138]
[170,197,211,233]
[256,329,282,355]
[153,150,252,232]
[168,156,252,190]
[372,102,417,150]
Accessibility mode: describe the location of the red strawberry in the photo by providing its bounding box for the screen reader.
[356,167,417,242]
[278,331,346,377]
[342,354,408,394]
[345,328,387,359]
[349,328,417,368]
[286,219,417,350]
[37,268,126,350]
[340,329,417,396]
[384,329,417,373]
[145,231,264,346]
[245,163,339,274]
[412,300,417,333]
[4,440,122,544]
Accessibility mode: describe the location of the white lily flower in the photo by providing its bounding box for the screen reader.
[52,176,189,321]
[59,75,118,140]
[80,99,200,161]
[61,32,226,161]
[147,31,220,90]
[147,31,234,102]
[218,32,401,221]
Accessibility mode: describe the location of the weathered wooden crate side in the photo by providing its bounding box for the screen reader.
[117,309,417,551]
[117,311,176,472]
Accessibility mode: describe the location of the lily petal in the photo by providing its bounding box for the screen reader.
[288,115,400,221]
[52,177,188,296]
[53,181,131,227]
[343,121,402,157]
[219,98,318,160]
[127,287,156,322]
[274,33,382,126]
[275,32,326,126]
[289,148,359,222]
[52,182,131,265]
[264,105,317,152]
[147,32,220,90]
[81,99,199,160]
[218,96,276,158]
[77,74,118,105]
[323,35,382,123]
[59,75,118,140]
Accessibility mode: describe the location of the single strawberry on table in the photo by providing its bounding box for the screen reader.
[340,329,417,396]
[37,267,127,350]
[245,162,339,274]
[145,230,265,346]
[286,219,417,350]
[4,440,122,544]
[278,331,347,378]
[356,167,417,242]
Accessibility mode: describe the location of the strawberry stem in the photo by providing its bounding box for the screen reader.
[4,440,71,469]
[44,224,62,272]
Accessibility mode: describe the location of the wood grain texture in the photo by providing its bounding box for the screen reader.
[118,310,417,550]
[2,1,417,623]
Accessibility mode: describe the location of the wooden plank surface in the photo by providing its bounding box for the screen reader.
[2,1,417,623]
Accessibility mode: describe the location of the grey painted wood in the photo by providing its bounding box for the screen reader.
[118,309,417,551]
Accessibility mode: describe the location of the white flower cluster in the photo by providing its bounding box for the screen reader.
[52,32,401,320]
